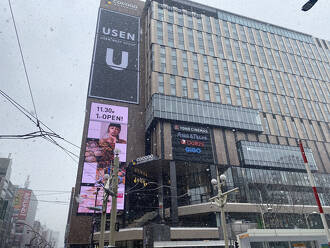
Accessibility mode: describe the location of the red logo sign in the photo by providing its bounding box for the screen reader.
[180,139,205,147]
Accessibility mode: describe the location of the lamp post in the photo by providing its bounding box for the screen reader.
[209,170,239,248]
[90,187,100,248]
[16,221,53,248]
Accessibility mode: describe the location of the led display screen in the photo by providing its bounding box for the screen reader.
[78,102,128,213]
[171,124,214,163]
[88,8,140,104]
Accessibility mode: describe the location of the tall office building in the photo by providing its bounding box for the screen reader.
[67,0,330,247]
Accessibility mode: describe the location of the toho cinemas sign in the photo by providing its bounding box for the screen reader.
[88,8,140,104]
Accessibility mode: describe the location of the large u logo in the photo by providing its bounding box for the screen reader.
[106,48,128,70]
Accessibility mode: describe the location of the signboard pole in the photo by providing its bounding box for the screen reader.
[109,154,119,247]
[99,177,110,248]
[299,140,330,246]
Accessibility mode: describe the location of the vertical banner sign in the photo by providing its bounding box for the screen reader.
[17,190,31,220]
[171,124,214,163]
[78,102,128,213]
[88,8,140,104]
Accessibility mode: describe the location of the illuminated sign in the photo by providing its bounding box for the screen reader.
[171,124,214,163]
[88,8,140,104]
[78,102,128,213]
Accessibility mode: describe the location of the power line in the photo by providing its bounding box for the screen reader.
[8,0,39,125]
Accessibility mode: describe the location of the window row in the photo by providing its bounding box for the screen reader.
[151,47,330,103]
[261,113,328,141]
[154,73,330,124]
[152,2,313,44]
[152,29,330,81]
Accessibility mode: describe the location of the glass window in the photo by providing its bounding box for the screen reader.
[283,73,294,97]
[272,94,281,114]
[244,89,252,108]
[315,102,324,121]
[306,101,316,120]
[233,40,243,62]
[292,75,302,98]
[224,38,234,60]
[167,23,174,47]
[300,120,308,139]
[157,21,163,44]
[167,9,174,23]
[222,60,231,85]
[230,23,239,40]
[264,93,272,112]
[254,91,262,110]
[267,70,277,93]
[289,54,299,75]
[187,29,195,51]
[222,21,230,37]
[309,121,317,140]
[214,84,221,103]
[249,66,259,90]
[193,80,199,99]
[197,31,205,54]
[205,16,212,32]
[273,50,284,71]
[181,77,188,97]
[291,118,299,137]
[157,4,164,20]
[177,26,185,49]
[269,33,278,50]
[171,48,177,75]
[225,86,232,104]
[296,56,308,77]
[281,96,290,115]
[263,114,270,134]
[231,62,240,87]
[242,43,252,64]
[266,48,277,70]
[216,36,225,58]
[255,30,263,46]
[203,56,210,81]
[160,46,166,72]
[235,87,242,106]
[277,36,287,52]
[282,117,289,136]
[258,68,268,92]
[170,76,176,95]
[247,27,255,44]
[214,20,221,36]
[272,116,280,135]
[240,64,250,88]
[196,17,203,30]
[158,73,164,93]
[289,98,298,117]
[203,82,210,101]
[206,33,214,56]
[181,51,189,77]
[250,45,260,66]
[239,25,247,41]
[187,15,193,28]
[192,53,199,79]
[213,58,220,83]
[284,37,294,53]
[297,99,307,118]
[261,31,271,47]
[258,46,269,68]
[177,11,184,26]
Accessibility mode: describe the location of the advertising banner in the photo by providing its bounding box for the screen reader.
[88,8,140,104]
[171,124,214,163]
[17,189,31,220]
[78,102,128,213]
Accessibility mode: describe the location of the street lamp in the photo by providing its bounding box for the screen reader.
[209,171,239,248]
[301,0,318,11]
[16,221,53,248]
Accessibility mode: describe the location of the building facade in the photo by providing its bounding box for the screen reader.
[67,0,330,247]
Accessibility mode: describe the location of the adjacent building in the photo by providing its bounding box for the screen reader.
[66,0,330,247]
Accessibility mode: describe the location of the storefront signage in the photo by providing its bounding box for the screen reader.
[171,124,213,163]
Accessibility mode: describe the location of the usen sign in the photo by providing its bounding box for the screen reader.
[89,9,140,104]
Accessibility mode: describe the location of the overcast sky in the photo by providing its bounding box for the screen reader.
[0,0,329,246]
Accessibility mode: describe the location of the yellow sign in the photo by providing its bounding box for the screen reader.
[239,234,249,239]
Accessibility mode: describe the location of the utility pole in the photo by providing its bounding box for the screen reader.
[210,169,239,248]
[99,174,110,248]
[109,153,120,247]
[299,141,330,246]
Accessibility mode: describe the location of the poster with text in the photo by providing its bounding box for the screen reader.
[78,102,128,213]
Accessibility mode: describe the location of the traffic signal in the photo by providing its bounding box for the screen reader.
[234,241,239,248]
